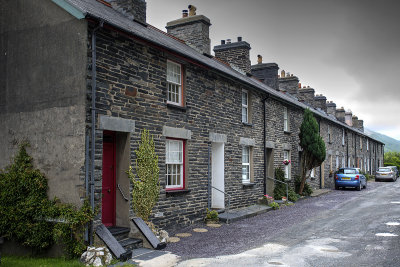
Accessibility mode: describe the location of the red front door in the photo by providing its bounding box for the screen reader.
[102,131,116,226]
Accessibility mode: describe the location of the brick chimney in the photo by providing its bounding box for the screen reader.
[110,0,147,24]
[345,109,353,126]
[336,107,345,123]
[214,37,251,74]
[251,58,279,90]
[298,87,315,107]
[352,115,359,129]
[277,70,299,95]
[314,94,327,112]
[166,6,211,55]
[326,101,336,116]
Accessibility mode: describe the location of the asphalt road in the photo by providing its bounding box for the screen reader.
[171,180,400,267]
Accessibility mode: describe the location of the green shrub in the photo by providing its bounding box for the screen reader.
[269,202,280,210]
[0,143,95,258]
[294,175,313,196]
[273,168,298,202]
[127,129,160,221]
[205,208,219,222]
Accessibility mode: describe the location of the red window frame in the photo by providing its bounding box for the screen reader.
[165,138,185,190]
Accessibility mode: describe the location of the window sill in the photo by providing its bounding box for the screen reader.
[166,189,191,195]
[242,122,253,127]
[242,182,256,187]
[167,103,187,111]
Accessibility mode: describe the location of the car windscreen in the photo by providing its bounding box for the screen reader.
[378,168,391,172]
[337,169,356,174]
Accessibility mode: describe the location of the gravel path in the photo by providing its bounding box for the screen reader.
[164,181,385,260]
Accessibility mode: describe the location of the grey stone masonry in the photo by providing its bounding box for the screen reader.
[298,88,315,107]
[278,75,299,96]
[314,94,327,112]
[214,38,252,74]
[352,115,359,129]
[358,120,364,132]
[110,0,146,24]
[326,101,336,117]
[251,63,279,90]
[335,107,345,123]
[166,15,211,55]
[345,110,353,126]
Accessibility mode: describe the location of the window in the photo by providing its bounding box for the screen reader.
[328,125,331,143]
[310,168,315,178]
[367,139,369,151]
[283,107,289,132]
[167,60,183,106]
[342,156,345,168]
[342,129,345,146]
[336,156,339,170]
[360,137,363,150]
[283,150,291,179]
[242,146,251,183]
[242,90,248,123]
[348,157,351,167]
[166,139,185,189]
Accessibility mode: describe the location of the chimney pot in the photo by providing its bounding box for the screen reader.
[257,54,262,64]
[221,40,225,45]
[226,39,231,44]
[298,83,301,88]
[188,5,197,16]
[238,36,242,42]
[281,70,285,78]
[182,10,188,17]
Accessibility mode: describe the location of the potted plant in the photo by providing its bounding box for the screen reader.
[204,208,219,224]
[258,194,274,205]
[283,159,291,165]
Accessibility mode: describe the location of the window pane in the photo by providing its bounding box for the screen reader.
[242,91,248,106]
[242,107,248,123]
[242,165,249,181]
[242,147,249,163]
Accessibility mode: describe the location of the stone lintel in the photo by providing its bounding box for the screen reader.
[282,143,291,150]
[209,132,227,143]
[163,126,192,140]
[240,137,255,147]
[265,141,275,149]
[99,115,135,133]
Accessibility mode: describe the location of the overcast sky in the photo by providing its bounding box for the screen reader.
[147,0,400,140]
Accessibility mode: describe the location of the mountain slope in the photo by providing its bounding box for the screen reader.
[364,128,400,152]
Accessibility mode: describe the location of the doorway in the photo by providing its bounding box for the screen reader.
[102,131,116,227]
[211,142,224,209]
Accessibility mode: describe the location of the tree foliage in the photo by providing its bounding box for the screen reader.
[298,109,326,194]
[128,129,160,221]
[384,152,400,169]
[0,143,95,258]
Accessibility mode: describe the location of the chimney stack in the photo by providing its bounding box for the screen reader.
[345,109,353,126]
[166,6,211,55]
[336,107,345,123]
[352,115,359,129]
[326,101,336,116]
[277,71,300,96]
[298,87,315,107]
[314,94,327,112]
[251,62,279,90]
[358,120,364,132]
[214,37,252,73]
[110,0,147,24]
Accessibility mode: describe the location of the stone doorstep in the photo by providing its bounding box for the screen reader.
[310,188,332,197]
[218,204,273,223]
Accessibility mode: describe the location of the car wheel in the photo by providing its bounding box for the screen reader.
[363,182,367,189]
[357,183,361,191]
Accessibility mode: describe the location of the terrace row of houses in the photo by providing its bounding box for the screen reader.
[0,0,384,236]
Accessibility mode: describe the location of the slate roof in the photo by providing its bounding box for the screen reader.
[64,0,382,143]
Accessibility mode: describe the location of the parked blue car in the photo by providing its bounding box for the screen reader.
[335,168,367,191]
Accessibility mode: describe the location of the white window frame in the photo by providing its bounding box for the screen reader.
[166,139,184,189]
[242,146,251,183]
[342,156,345,168]
[310,168,315,178]
[241,90,248,123]
[336,155,339,170]
[348,157,351,167]
[360,137,363,150]
[283,150,291,179]
[283,107,289,132]
[342,129,345,146]
[367,139,369,151]
[167,60,182,106]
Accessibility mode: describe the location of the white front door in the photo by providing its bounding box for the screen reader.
[211,142,225,209]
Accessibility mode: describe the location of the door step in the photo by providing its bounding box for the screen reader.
[107,226,143,252]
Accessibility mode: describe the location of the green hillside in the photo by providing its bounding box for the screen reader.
[364,128,400,153]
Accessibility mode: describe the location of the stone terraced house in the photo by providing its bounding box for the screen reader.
[1,0,384,250]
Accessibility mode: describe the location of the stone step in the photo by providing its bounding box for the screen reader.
[120,238,143,251]
[108,226,130,241]
[218,204,272,223]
